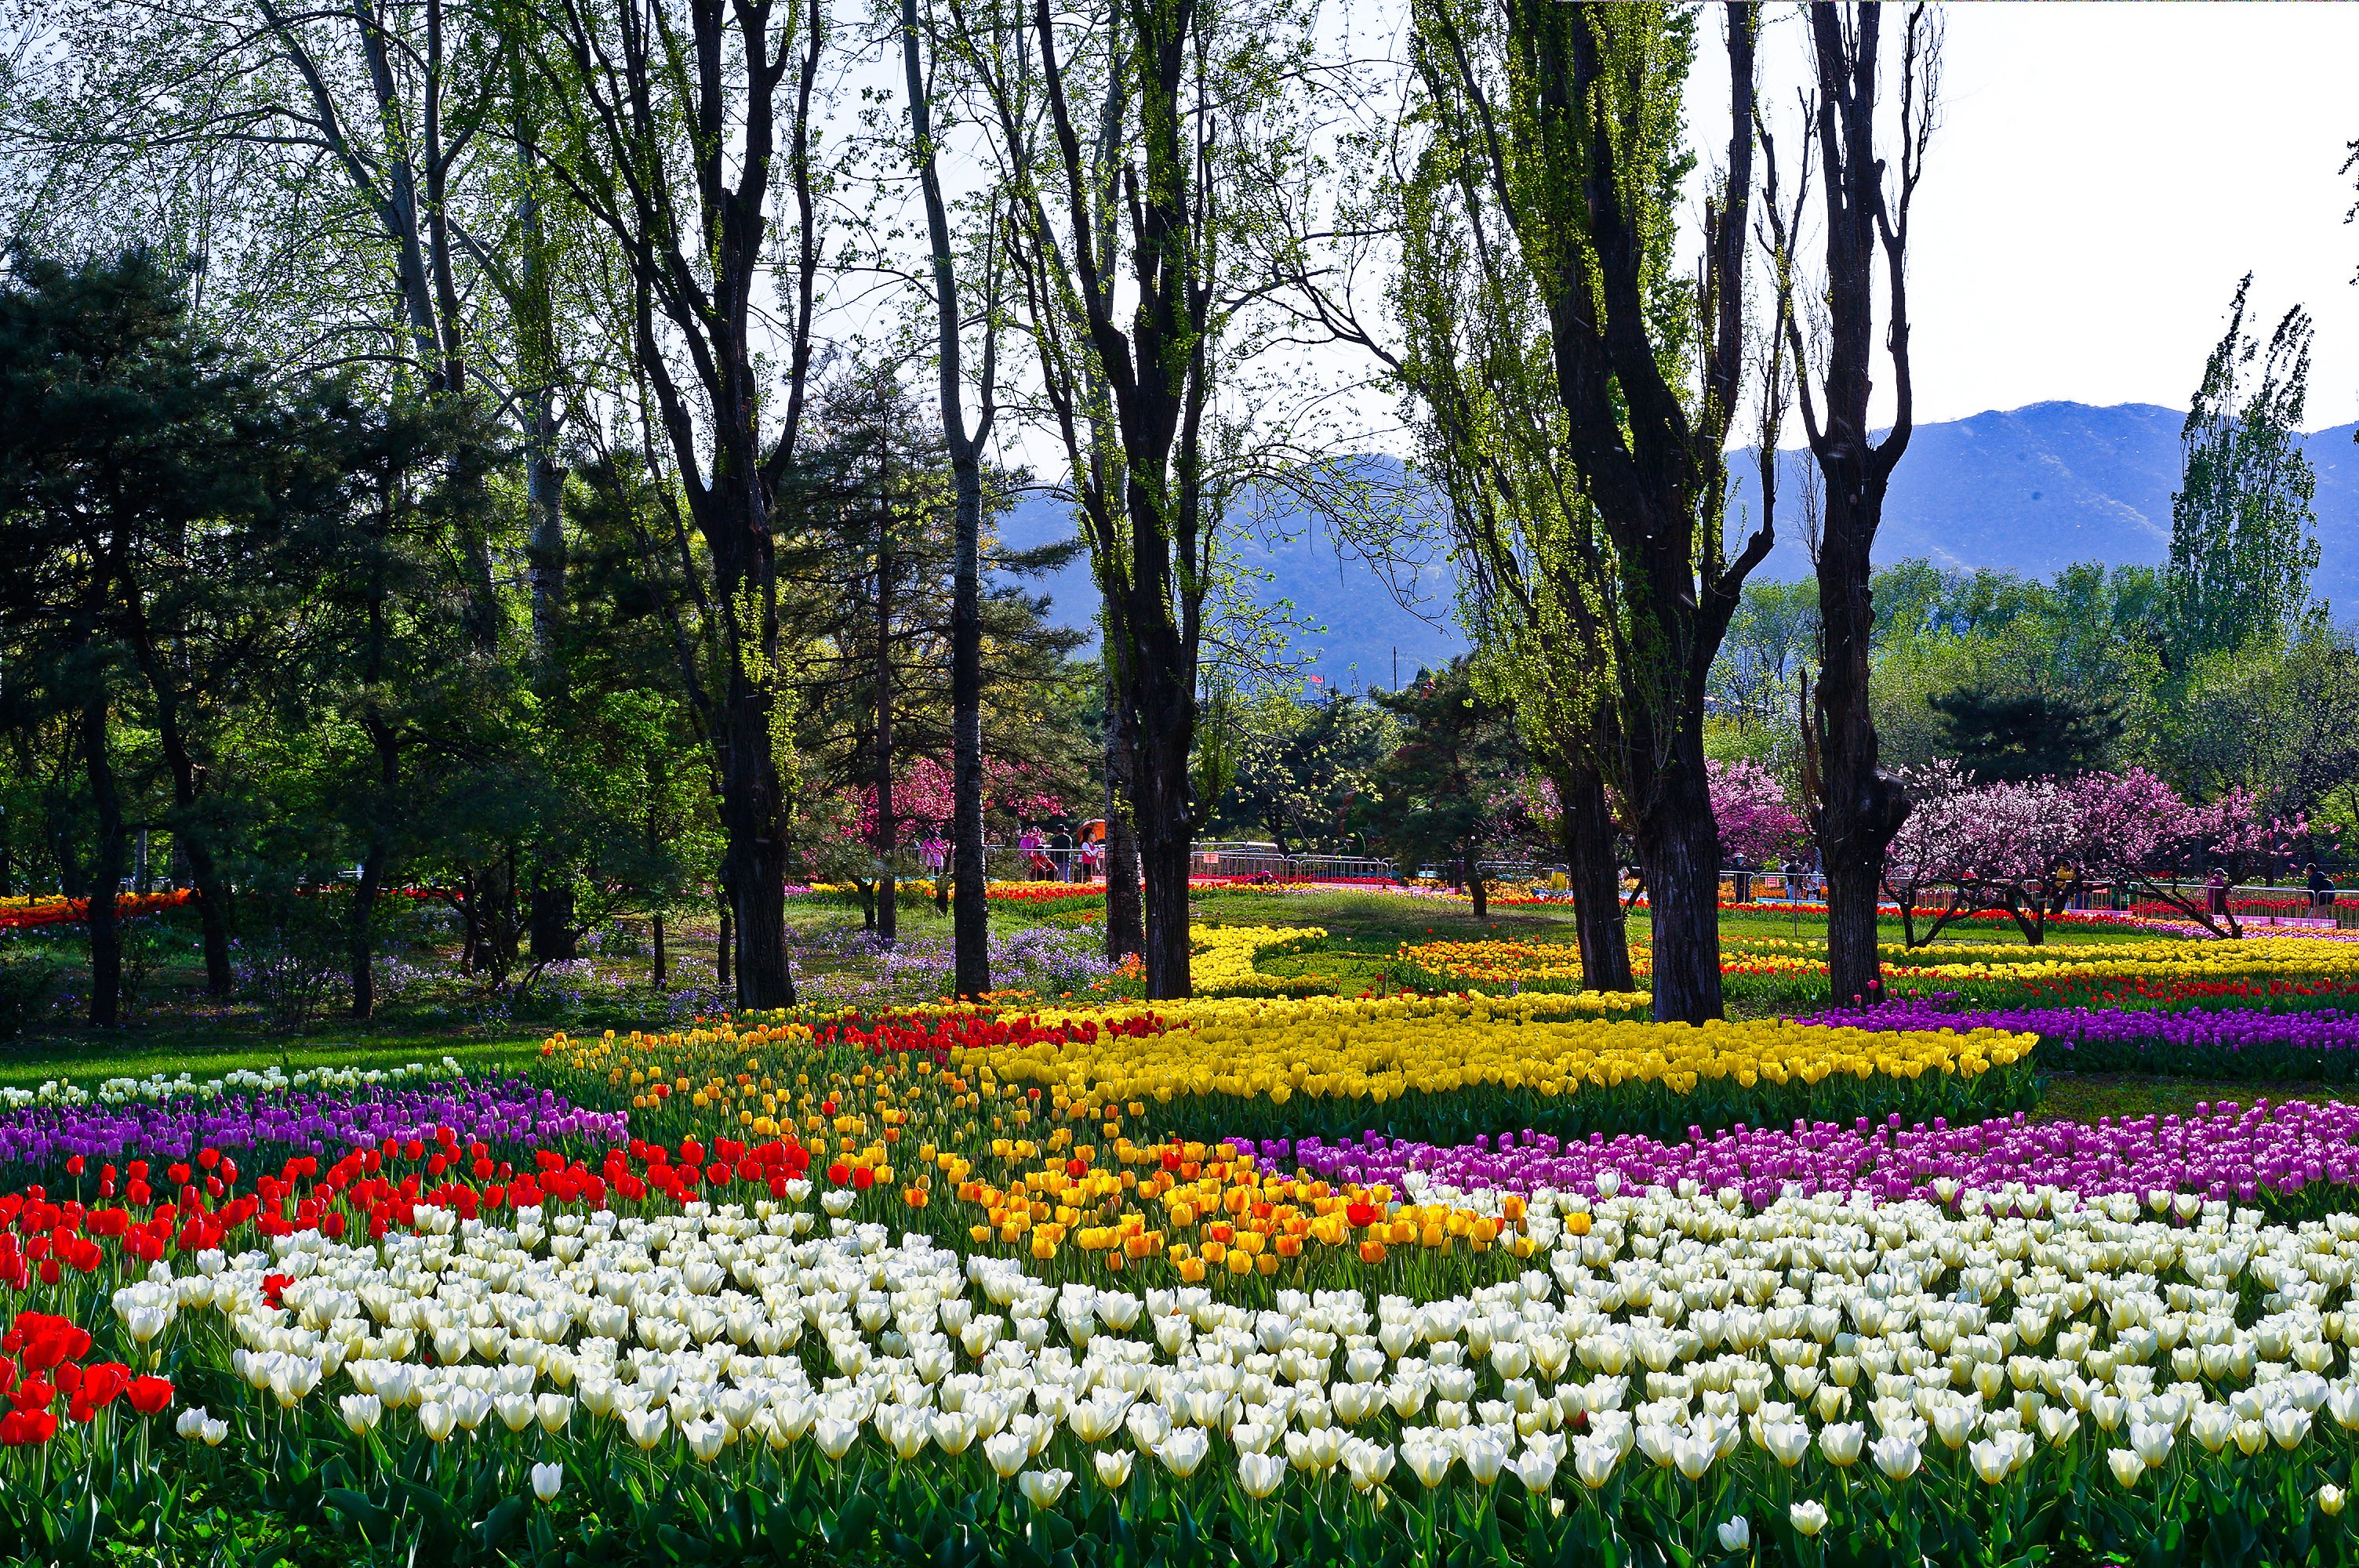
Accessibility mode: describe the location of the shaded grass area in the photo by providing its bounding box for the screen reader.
[2037,1073,2355,1124]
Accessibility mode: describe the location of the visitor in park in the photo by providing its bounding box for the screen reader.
[2208,866,2230,918]
[1019,826,1052,880]
[2311,862,2337,916]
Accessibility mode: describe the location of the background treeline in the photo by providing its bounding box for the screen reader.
[0,253,1093,1026]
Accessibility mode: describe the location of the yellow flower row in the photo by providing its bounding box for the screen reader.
[945,1007,2034,1109]
[1396,937,1826,987]
[1024,988,1659,1034]
[1188,924,1328,996]
[1881,936,2359,982]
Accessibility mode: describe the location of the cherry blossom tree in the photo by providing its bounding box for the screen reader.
[1880,761,1982,949]
[1955,778,2086,944]
[1708,760,1808,867]
[2071,769,2312,938]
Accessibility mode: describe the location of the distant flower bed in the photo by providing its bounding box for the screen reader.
[0,890,194,929]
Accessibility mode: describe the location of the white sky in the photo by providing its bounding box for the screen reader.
[1696,2,2359,433]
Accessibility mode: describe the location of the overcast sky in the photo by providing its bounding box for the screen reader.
[1696,3,2359,433]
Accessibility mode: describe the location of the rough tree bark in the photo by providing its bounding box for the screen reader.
[1103,699,1144,962]
[1556,762,1633,992]
[79,689,124,1026]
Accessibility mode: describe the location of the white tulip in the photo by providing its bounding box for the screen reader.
[1403,1438,1456,1489]
[1716,1516,1750,1552]
[2268,1406,2313,1450]
[1790,1500,1827,1537]
[1870,1434,1921,1481]
[1158,1428,1210,1479]
[1759,1420,1811,1468]
[418,1402,458,1443]
[339,1394,382,1435]
[625,1408,669,1450]
[1094,1449,1134,1489]
[814,1417,860,1461]
[682,1417,727,1462]
[1345,1440,1395,1492]
[1818,1421,1863,1467]
[531,1461,563,1502]
[984,1432,1030,1479]
[1238,1451,1285,1499]
[1463,1433,1507,1486]
[1018,1469,1071,1509]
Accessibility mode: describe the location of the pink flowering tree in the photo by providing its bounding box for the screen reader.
[1708,760,1808,866]
[1953,777,2088,944]
[2070,769,2313,938]
[853,757,1067,855]
[1879,760,1983,947]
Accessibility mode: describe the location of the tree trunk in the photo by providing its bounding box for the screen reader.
[1632,757,1724,1024]
[718,670,796,1009]
[80,692,124,1027]
[1139,827,1192,998]
[717,896,733,991]
[1823,856,1884,1007]
[1559,763,1634,991]
[1130,689,1194,998]
[1103,693,1144,963]
[651,909,667,989]
[529,883,577,962]
[874,517,899,949]
[183,837,233,996]
[1815,512,1910,1007]
[949,452,987,993]
[1790,2,1930,1011]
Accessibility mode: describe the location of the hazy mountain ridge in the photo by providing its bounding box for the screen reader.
[1001,402,2359,686]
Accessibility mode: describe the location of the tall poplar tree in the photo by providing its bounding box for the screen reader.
[1398,1,1771,1021]
[2167,274,2319,664]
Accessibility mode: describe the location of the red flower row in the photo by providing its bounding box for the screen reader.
[0,1312,171,1443]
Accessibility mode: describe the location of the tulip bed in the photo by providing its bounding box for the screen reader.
[1398,935,2359,1000]
[13,924,2359,1566]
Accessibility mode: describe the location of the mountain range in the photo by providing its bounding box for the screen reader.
[1001,401,2359,688]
